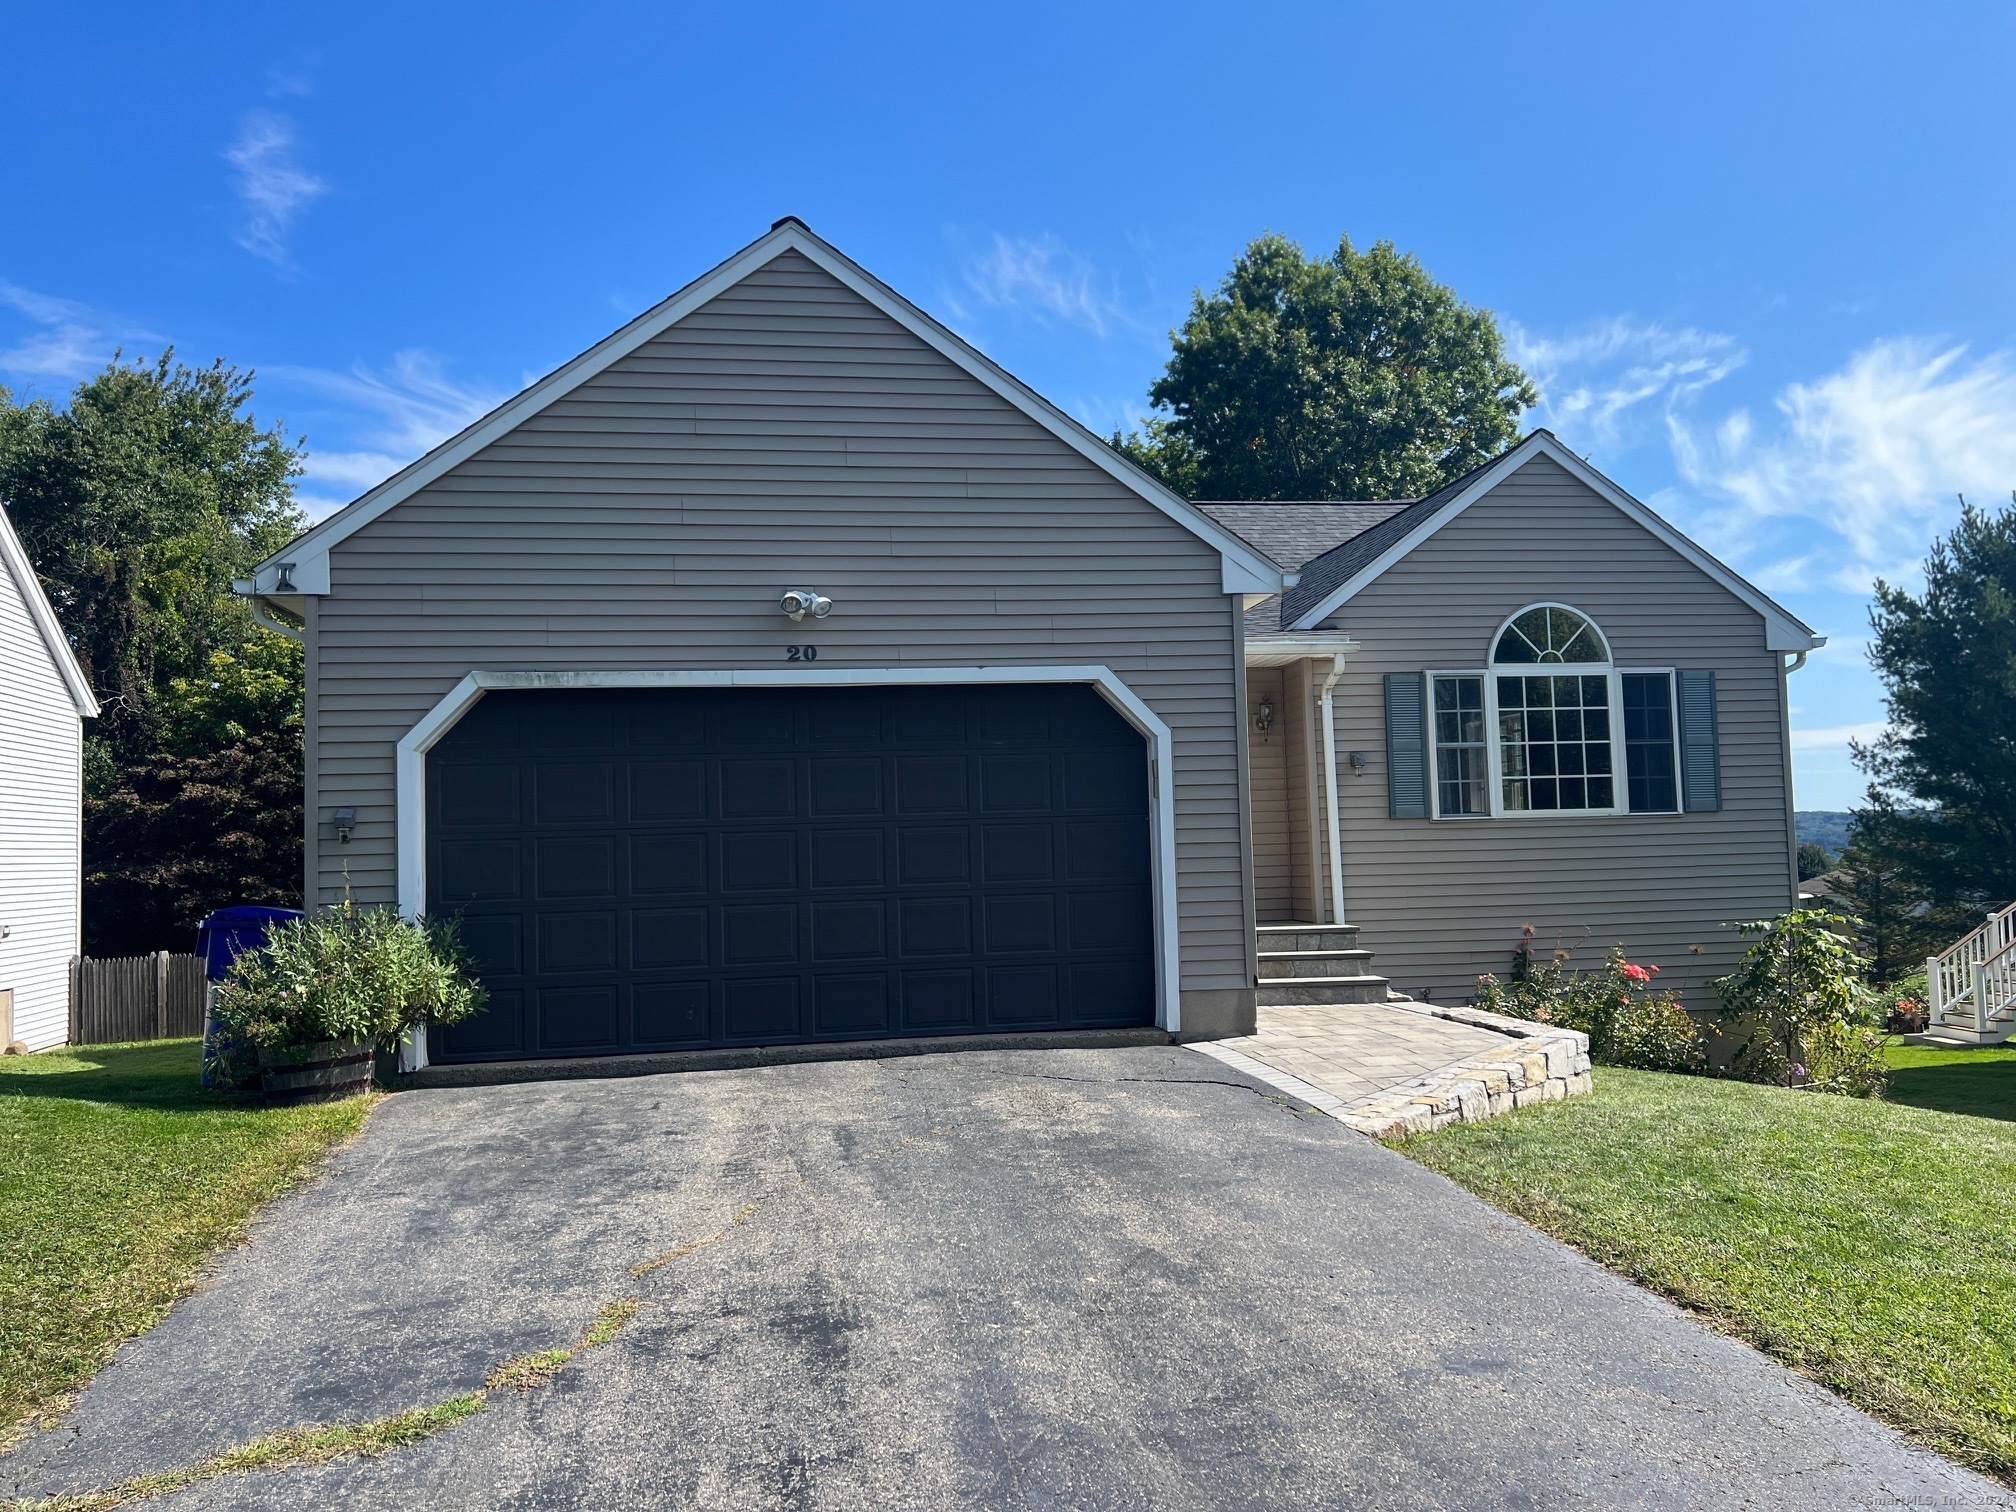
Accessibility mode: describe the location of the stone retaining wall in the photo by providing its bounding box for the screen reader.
[1337,1002,1592,1140]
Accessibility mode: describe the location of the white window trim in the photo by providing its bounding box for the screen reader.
[390,664,1184,1068]
[1429,666,1679,821]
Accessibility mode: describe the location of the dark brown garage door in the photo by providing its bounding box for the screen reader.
[425,684,1156,1062]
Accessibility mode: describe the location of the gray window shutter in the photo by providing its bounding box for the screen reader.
[1677,669,1721,812]
[1385,673,1429,818]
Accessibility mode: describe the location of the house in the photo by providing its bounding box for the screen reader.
[0,503,98,1051]
[239,220,1819,1068]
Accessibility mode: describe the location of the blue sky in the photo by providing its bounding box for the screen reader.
[6,2,2013,808]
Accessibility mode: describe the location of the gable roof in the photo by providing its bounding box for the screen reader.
[1193,501,1409,573]
[0,503,98,718]
[1281,431,1824,652]
[250,220,1288,601]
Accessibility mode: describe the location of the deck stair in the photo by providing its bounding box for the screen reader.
[1256,924,1393,1007]
[1924,902,2016,1045]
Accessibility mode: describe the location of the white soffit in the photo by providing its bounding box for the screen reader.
[1285,432,1824,653]
[251,222,1289,600]
[0,504,98,717]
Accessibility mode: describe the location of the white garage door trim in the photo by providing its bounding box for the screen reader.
[394,665,1183,1065]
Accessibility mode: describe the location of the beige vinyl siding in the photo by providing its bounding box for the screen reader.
[1321,453,1796,1006]
[1247,666,1293,921]
[0,547,83,1050]
[311,250,1252,1002]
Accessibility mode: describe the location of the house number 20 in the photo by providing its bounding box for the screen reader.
[785,645,819,661]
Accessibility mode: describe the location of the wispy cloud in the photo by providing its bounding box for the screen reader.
[272,351,508,517]
[1790,720,1890,753]
[956,234,1130,338]
[224,111,327,266]
[0,283,160,382]
[1508,317,1746,450]
[1670,337,2016,589]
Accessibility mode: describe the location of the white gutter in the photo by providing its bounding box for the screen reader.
[1317,653,1347,926]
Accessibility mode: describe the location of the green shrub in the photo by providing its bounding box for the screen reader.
[211,903,486,1056]
[1478,938,1708,1074]
[1713,908,1888,1098]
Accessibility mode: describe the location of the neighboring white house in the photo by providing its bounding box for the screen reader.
[0,503,97,1050]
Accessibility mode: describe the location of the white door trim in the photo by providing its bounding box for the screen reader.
[394,664,1184,1040]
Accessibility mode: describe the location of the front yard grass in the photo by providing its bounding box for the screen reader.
[0,1039,376,1435]
[1396,1066,2016,1485]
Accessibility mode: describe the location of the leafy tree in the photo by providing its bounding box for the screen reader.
[1796,841,1834,881]
[1856,497,2016,905]
[81,735,303,957]
[1,354,307,953]
[0,353,302,762]
[1113,233,1536,501]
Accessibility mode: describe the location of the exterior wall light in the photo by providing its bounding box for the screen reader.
[780,589,833,622]
[333,807,357,845]
[1348,750,1369,773]
[1253,696,1276,733]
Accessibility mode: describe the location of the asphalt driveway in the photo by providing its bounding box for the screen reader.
[5,1046,2008,1510]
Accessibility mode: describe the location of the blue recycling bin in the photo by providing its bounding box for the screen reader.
[197,906,304,1089]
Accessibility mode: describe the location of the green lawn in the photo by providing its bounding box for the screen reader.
[1883,1039,2015,1122]
[0,1040,375,1435]
[1397,1062,2016,1485]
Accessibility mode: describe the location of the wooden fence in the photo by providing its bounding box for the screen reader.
[69,952,207,1045]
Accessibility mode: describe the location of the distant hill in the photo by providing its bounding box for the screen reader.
[1795,811,1855,855]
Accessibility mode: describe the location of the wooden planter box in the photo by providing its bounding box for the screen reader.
[258,1040,376,1104]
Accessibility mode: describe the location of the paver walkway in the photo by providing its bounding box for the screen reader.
[1205,1002,1510,1102]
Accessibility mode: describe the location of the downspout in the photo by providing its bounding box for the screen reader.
[1318,653,1347,926]
[250,597,303,641]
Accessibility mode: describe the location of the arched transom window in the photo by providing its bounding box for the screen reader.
[1426,604,1680,818]
[1492,604,1610,665]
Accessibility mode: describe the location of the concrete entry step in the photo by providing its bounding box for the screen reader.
[1258,976,1391,1007]
[1258,924,1359,953]
[1257,950,1378,980]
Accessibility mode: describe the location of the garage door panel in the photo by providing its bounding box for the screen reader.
[539,985,619,1051]
[724,903,798,964]
[633,908,708,969]
[982,825,1054,883]
[815,974,888,1033]
[438,839,521,903]
[725,978,799,1038]
[721,832,795,890]
[631,834,708,894]
[439,765,519,828]
[1067,891,1153,954]
[538,912,618,973]
[630,762,705,821]
[1064,751,1148,812]
[902,969,974,1029]
[895,756,967,813]
[721,759,796,818]
[812,900,885,960]
[535,763,613,824]
[633,982,709,1046]
[440,987,525,1058]
[900,897,971,956]
[981,754,1052,811]
[537,837,616,897]
[989,965,1058,1024]
[985,895,1056,954]
[811,830,884,888]
[428,685,1154,1062]
[809,758,882,816]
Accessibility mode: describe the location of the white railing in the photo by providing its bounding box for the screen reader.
[1927,900,2016,1035]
